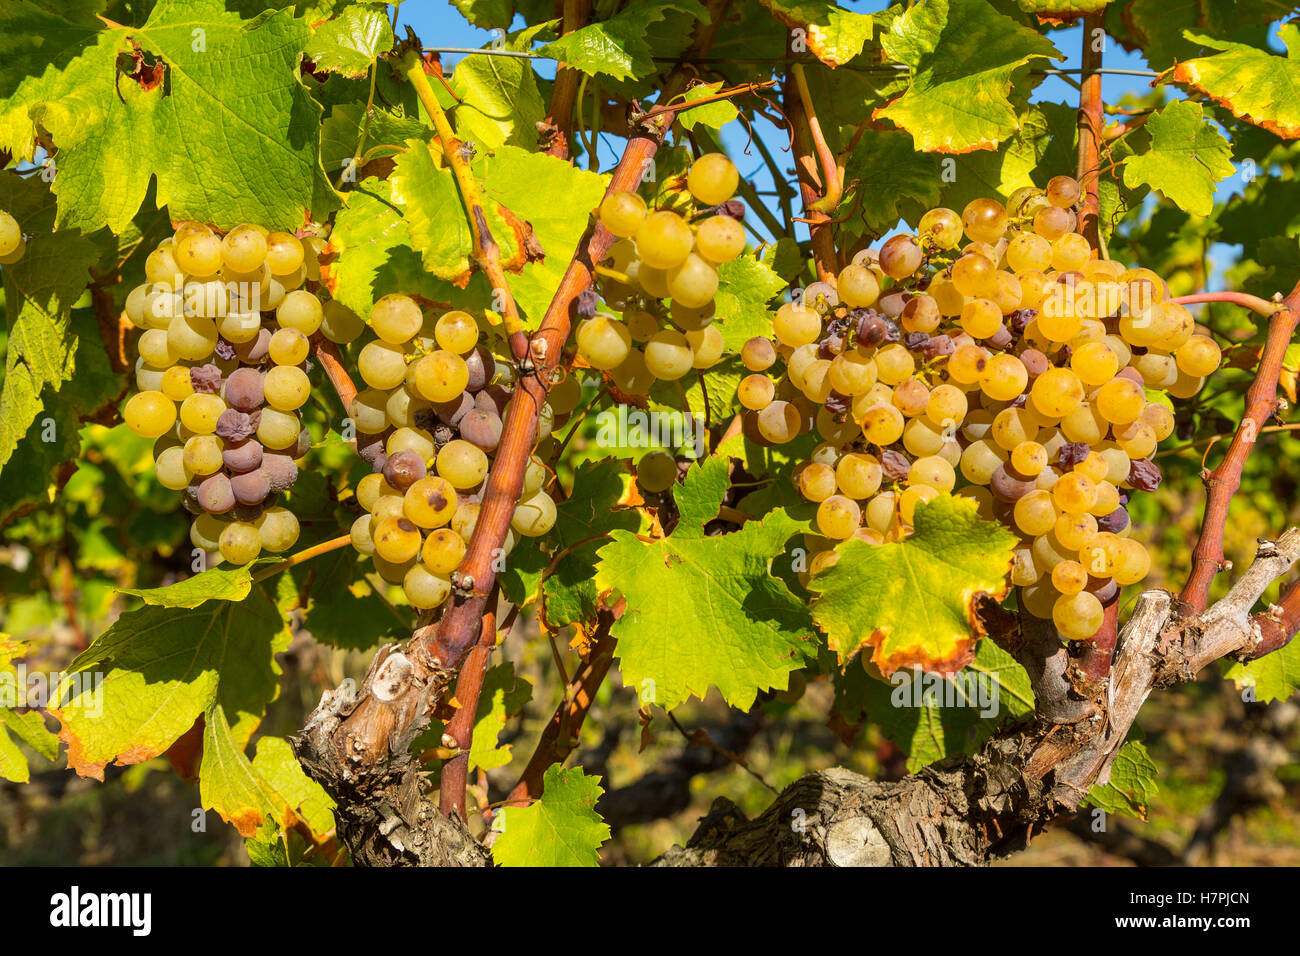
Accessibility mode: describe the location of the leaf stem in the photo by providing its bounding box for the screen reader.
[251,534,354,583]
[400,53,530,360]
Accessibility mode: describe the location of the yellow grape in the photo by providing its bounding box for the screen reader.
[1053,591,1104,640]
[816,495,861,539]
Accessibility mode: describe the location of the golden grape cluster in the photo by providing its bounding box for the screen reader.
[736,176,1217,641]
[121,221,339,567]
[343,295,581,609]
[583,153,740,491]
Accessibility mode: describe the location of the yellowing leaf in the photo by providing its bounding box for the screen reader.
[1163,27,1300,140]
[760,1,875,67]
[809,495,1016,675]
[50,588,289,780]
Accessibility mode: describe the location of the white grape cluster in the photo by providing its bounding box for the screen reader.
[734,175,1219,641]
[121,221,348,566]
[344,295,584,609]
[588,153,743,493]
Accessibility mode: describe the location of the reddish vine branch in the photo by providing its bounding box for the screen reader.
[1170,290,1281,316]
[542,0,592,159]
[1181,280,1300,611]
[790,64,841,213]
[784,72,838,282]
[410,114,679,683]
[506,608,619,806]
[1076,14,1104,249]
[1248,578,1300,659]
[438,598,498,820]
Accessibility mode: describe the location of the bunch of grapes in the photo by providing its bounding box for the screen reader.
[120,220,343,567]
[583,153,741,414]
[0,208,27,264]
[344,295,581,610]
[736,175,1219,641]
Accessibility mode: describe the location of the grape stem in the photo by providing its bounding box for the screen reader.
[250,533,353,583]
[1156,422,1300,460]
[789,63,842,215]
[541,0,592,160]
[631,78,780,124]
[1181,278,1300,611]
[1169,290,1281,316]
[399,50,530,362]
[784,72,839,281]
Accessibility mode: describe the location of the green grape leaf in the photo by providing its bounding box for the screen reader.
[0,724,31,783]
[595,456,817,710]
[1122,100,1235,217]
[118,559,286,608]
[1162,27,1300,141]
[245,819,333,867]
[1119,0,1203,72]
[451,51,546,150]
[535,2,708,82]
[0,638,60,782]
[808,495,1016,674]
[49,586,289,781]
[1087,740,1158,820]
[841,129,943,233]
[390,141,475,283]
[320,102,427,177]
[1012,0,1111,16]
[10,0,339,232]
[656,355,746,425]
[676,81,741,133]
[468,662,533,772]
[294,550,414,650]
[1223,636,1300,705]
[931,105,1054,216]
[0,173,102,478]
[321,177,463,317]
[396,142,606,320]
[0,404,78,525]
[500,458,639,623]
[0,1,106,101]
[761,237,806,283]
[199,705,286,837]
[303,2,394,78]
[1122,0,1293,72]
[492,765,610,867]
[0,308,122,524]
[200,713,336,840]
[464,145,607,321]
[249,735,337,836]
[846,637,1034,771]
[539,459,642,624]
[713,253,787,352]
[759,1,875,67]
[874,0,1062,153]
[449,0,518,31]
